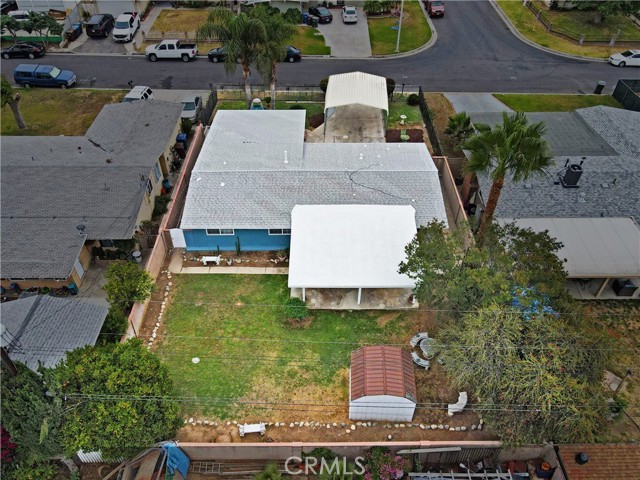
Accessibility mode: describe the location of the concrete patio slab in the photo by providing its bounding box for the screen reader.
[323,104,386,143]
[444,93,514,114]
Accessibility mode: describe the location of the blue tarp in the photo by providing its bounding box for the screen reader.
[511,286,558,320]
[162,443,190,479]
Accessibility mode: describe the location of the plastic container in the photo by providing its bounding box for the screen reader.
[311,16,319,28]
[72,22,83,35]
[67,283,78,295]
[306,14,314,26]
[302,12,308,24]
[132,251,142,264]
[176,133,187,148]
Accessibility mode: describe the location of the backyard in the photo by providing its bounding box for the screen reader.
[368,1,432,55]
[0,89,125,136]
[497,0,640,58]
[151,274,478,437]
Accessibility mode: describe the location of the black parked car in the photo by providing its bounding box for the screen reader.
[308,6,333,23]
[0,1,17,15]
[208,45,301,63]
[1,42,45,59]
[85,14,114,38]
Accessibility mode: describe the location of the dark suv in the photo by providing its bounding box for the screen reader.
[308,6,333,23]
[85,14,114,38]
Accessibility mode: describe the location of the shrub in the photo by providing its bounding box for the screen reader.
[283,7,301,24]
[181,117,192,134]
[285,297,308,321]
[152,195,171,220]
[407,93,420,106]
[264,96,272,105]
[386,77,396,96]
[319,77,329,92]
[98,306,129,344]
[289,104,305,110]
[10,461,59,480]
[113,238,136,251]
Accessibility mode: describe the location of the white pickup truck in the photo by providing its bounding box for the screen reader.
[145,39,198,62]
[113,11,140,43]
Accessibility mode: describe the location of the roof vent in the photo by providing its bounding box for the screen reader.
[524,183,533,189]
[560,163,583,188]
[575,452,589,465]
[76,224,86,235]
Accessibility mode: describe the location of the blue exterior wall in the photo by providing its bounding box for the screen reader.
[183,229,291,252]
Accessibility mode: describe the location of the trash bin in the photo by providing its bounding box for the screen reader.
[65,28,79,42]
[594,80,606,94]
[307,14,314,26]
[302,12,308,24]
[176,133,188,149]
[67,282,78,295]
[72,22,83,36]
[132,251,143,264]
[311,15,319,28]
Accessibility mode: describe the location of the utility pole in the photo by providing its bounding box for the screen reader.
[1,347,17,376]
[394,0,405,53]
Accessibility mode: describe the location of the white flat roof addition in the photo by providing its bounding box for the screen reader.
[288,205,417,289]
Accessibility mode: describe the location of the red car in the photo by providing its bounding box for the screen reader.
[427,0,444,17]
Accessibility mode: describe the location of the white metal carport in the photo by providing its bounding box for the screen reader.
[288,205,417,304]
[324,71,389,114]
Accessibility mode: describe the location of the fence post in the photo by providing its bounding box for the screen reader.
[579,34,584,45]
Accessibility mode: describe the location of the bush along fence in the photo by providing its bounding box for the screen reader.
[526,1,638,45]
[613,79,640,112]
[418,87,444,157]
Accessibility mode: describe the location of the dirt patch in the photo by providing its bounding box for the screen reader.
[386,128,424,143]
[423,93,465,159]
[377,312,401,327]
[182,250,288,268]
[309,113,324,129]
[287,316,313,329]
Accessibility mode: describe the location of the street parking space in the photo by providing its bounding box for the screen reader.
[317,7,371,58]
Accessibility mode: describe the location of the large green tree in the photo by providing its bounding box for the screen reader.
[23,12,63,40]
[55,339,182,459]
[439,305,610,444]
[0,364,63,474]
[250,5,296,110]
[0,15,23,43]
[573,0,640,23]
[462,112,552,243]
[103,260,155,310]
[398,220,571,316]
[1,75,27,130]
[196,7,267,108]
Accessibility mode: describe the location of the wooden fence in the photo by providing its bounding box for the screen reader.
[526,0,640,45]
[125,124,206,339]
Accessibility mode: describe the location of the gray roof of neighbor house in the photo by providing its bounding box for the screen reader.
[471,107,640,222]
[0,295,107,370]
[181,110,447,230]
[1,101,182,280]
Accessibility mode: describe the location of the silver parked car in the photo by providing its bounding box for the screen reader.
[181,95,203,122]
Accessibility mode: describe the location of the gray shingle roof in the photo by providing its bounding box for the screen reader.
[472,107,640,222]
[182,110,447,230]
[1,101,182,280]
[0,296,107,370]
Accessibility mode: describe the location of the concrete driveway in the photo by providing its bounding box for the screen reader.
[317,7,371,58]
[444,93,514,114]
[72,34,127,54]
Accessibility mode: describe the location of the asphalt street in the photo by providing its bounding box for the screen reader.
[1,1,638,92]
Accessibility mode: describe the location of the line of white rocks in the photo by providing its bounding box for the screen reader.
[147,270,173,350]
[183,418,484,433]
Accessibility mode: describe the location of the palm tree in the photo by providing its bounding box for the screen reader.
[445,111,473,140]
[197,7,267,108]
[1,75,27,130]
[255,463,282,480]
[463,111,551,244]
[251,7,296,110]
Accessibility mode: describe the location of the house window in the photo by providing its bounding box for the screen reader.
[146,179,153,195]
[206,229,234,235]
[99,239,114,248]
[268,228,291,235]
[154,162,161,183]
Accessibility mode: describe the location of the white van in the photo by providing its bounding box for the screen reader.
[122,85,154,103]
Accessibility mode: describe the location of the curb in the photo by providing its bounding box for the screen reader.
[488,0,607,63]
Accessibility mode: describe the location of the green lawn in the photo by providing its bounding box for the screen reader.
[496,0,640,59]
[155,275,416,419]
[494,93,622,112]
[368,1,432,55]
[291,25,330,55]
[215,100,324,127]
[388,96,423,127]
[1,89,126,136]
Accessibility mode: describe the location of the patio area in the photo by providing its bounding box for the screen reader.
[290,287,417,310]
[567,278,640,300]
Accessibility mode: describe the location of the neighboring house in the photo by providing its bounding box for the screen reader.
[1,100,182,291]
[177,109,448,253]
[469,106,640,298]
[0,295,107,370]
[15,0,151,17]
[557,444,640,480]
[349,345,417,422]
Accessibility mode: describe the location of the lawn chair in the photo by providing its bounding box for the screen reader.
[411,351,430,370]
[419,337,435,359]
